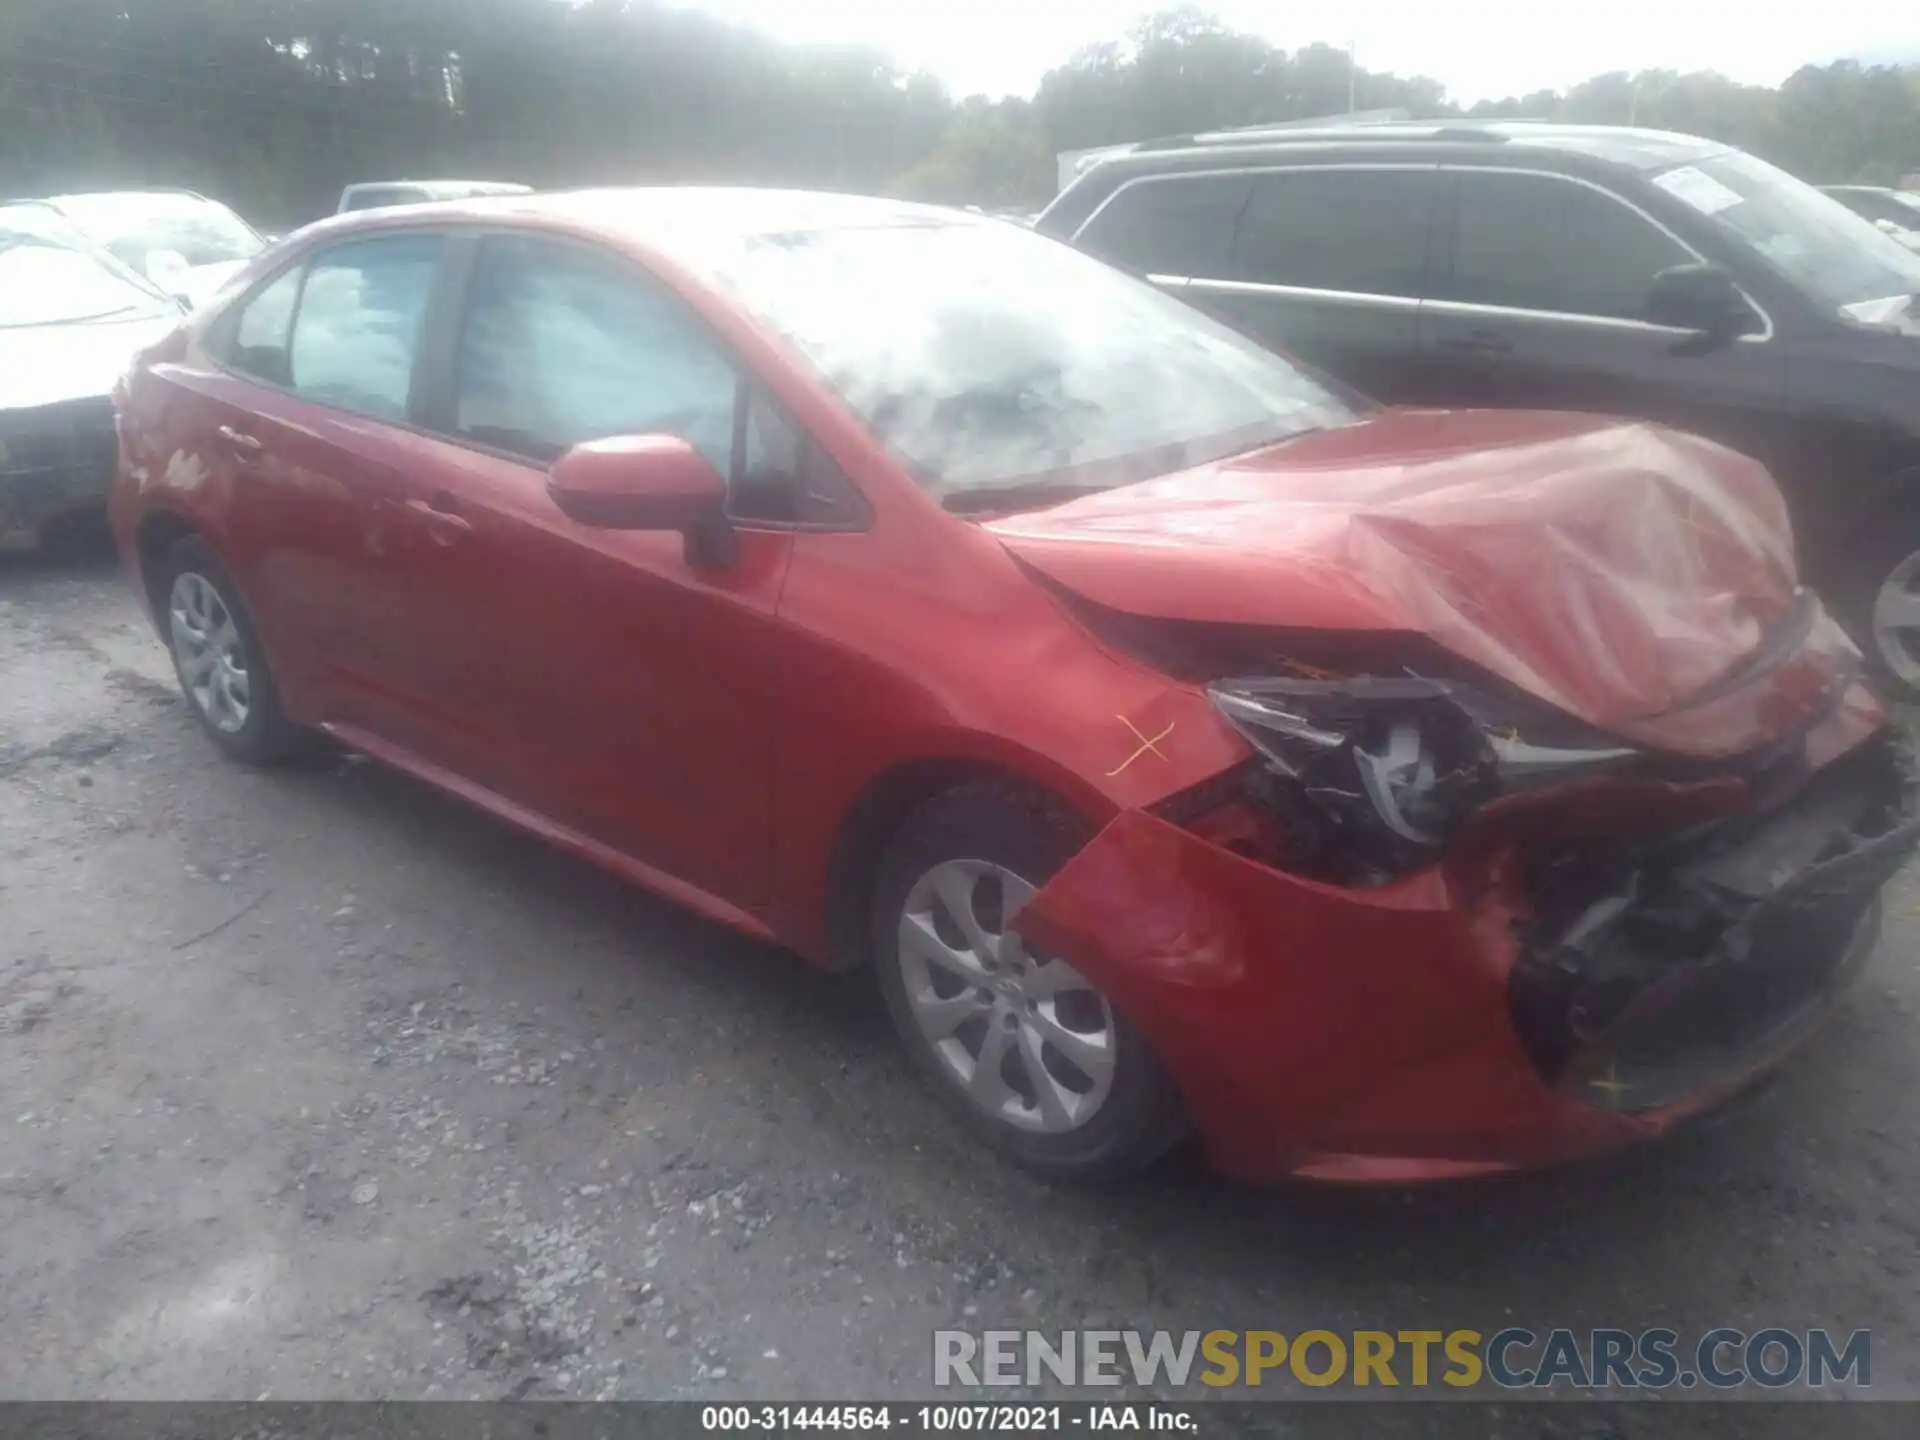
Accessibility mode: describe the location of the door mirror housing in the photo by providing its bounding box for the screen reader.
[1647,263,1756,341]
[547,435,737,565]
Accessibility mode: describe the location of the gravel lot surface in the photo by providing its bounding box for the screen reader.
[4,549,1919,1428]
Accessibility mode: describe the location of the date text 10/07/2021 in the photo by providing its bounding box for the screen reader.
[701,1406,1197,1432]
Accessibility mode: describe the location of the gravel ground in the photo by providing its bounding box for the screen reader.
[4,548,1920,1417]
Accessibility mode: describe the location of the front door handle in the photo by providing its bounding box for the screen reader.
[216,424,263,454]
[404,496,473,545]
[1437,329,1515,358]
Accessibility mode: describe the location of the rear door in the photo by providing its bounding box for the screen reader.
[1206,166,1447,402]
[1069,166,1448,401]
[1419,168,1787,455]
[189,232,456,756]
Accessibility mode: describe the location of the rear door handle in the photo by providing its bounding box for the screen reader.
[404,495,473,544]
[216,424,263,454]
[1437,329,1514,358]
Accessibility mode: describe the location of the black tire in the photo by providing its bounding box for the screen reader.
[1833,520,1920,702]
[871,781,1189,1177]
[159,535,306,765]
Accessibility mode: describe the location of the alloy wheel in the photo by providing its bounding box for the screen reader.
[169,571,252,734]
[894,858,1117,1134]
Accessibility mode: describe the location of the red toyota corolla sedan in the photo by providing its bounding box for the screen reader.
[110,189,1919,1182]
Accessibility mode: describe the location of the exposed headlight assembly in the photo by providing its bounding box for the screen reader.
[1207,674,1640,883]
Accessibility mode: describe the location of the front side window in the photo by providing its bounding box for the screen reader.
[453,235,737,473]
[287,234,443,420]
[1441,172,1692,322]
[1077,173,1252,278]
[695,218,1358,509]
[1230,169,1438,298]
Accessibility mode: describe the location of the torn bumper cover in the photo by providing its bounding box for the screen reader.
[1017,711,1920,1183]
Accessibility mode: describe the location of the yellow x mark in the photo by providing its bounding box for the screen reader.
[1105,714,1176,777]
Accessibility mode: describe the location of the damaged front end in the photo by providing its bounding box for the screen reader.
[1017,616,1920,1178]
[1510,732,1920,1113]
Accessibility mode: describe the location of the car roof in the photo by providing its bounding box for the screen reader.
[1035,121,1736,233]
[344,180,530,195]
[1123,119,1725,169]
[325,185,977,251]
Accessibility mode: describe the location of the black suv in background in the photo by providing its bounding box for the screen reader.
[1036,123,1920,692]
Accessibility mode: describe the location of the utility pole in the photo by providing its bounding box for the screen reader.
[1347,41,1357,114]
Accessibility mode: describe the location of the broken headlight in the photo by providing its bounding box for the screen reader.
[1207,674,1640,883]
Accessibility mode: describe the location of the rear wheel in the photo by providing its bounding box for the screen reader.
[871,782,1188,1176]
[160,535,305,764]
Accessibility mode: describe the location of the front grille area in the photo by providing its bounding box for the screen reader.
[1509,731,1920,1112]
[1,395,120,520]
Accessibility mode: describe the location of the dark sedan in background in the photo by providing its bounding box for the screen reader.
[1040,122,1920,694]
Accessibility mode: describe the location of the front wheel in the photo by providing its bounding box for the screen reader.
[871,782,1189,1176]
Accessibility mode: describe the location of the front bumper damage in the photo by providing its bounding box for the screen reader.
[1016,691,1920,1182]
[0,396,120,551]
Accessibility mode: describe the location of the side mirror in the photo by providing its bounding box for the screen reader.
[547,435,737,566]
[1647,263,1755,342]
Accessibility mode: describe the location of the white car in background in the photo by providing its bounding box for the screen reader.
[1822,185,1920,253]
[336,179,532,214]
[22,190,269,308]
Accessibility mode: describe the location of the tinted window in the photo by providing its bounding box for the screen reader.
[453,235,736,472]
[287,235,442,420]
[1442,172,1692,321]
[1230,169,1436,297]
[226,266,302,384]
[1076,174,1252,277]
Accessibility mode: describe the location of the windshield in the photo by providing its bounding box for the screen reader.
[49,193,263,270]
[1655,153,1920,314]
[0,237,170,327]
[1830,189,1920,229]
[698,219,1361,505]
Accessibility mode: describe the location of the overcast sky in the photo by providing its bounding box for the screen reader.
[686,1,1918,104]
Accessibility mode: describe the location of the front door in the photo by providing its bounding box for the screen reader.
[395,231,798,908]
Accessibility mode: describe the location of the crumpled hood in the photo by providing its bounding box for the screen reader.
[986,409,1852,748]
[0,312,180,410]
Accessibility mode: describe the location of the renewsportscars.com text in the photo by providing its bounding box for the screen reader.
[932,1327,1871,1390]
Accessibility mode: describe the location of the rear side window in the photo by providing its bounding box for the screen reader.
[1441,172,1693,321]
[225,266,302,385]
[286,234,443,420]
[1229,169,1437,298]
[1076,174,1252,277]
